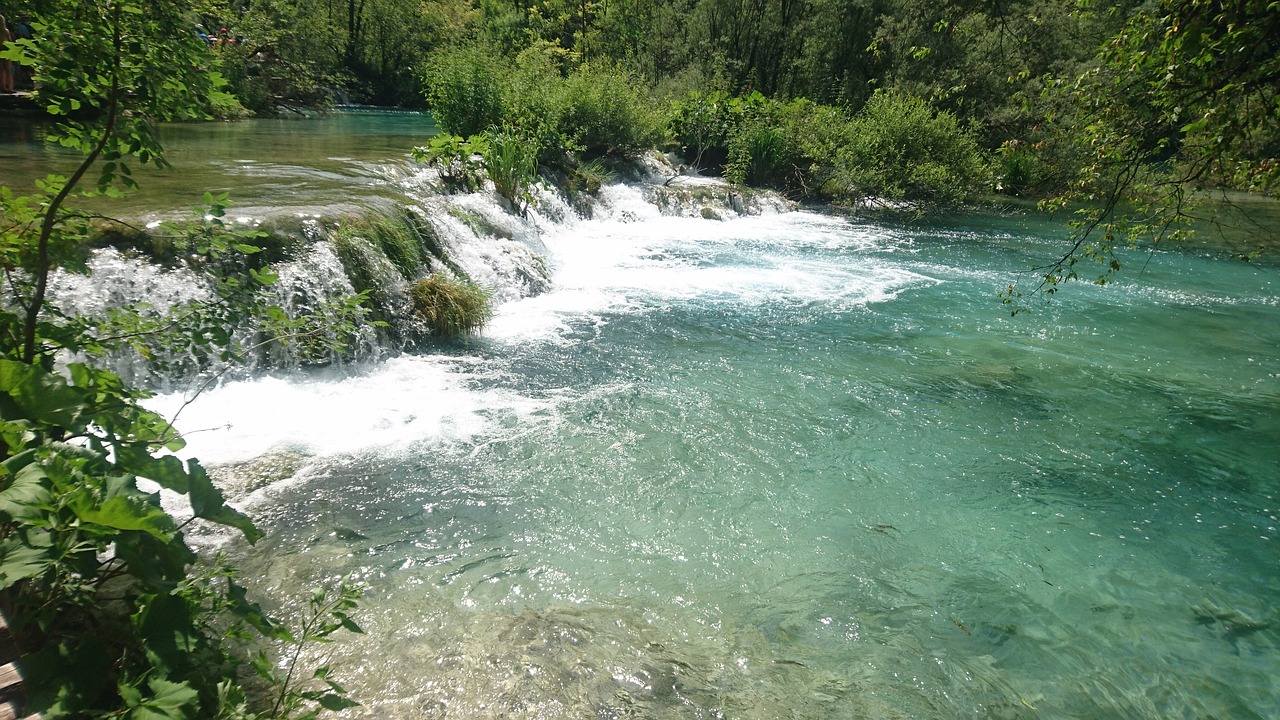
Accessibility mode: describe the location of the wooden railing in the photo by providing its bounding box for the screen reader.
[0,614,37,720]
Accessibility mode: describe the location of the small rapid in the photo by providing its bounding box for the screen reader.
[159,172,1278,717]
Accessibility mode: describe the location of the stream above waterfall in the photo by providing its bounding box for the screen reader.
[4,111,1278,719]
[0,108,437,217]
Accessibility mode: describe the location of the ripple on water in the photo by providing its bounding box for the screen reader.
[184,193,1279,718]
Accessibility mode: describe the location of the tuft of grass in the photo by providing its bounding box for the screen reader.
[330,230,402,328]
[368,213,426,280]
[448,207,495,237]
[409,274,493,338]
[331,231,381,295]
[570,158,616,195]
[335,213,425,281]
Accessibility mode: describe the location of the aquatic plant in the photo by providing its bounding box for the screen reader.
[409,274,493,338]
[338,213,426,281]
[482,129,540,214]
[570,158,617,195]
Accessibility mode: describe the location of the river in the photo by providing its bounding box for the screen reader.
[3,111,1278,719]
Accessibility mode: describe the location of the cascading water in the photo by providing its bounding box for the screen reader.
[31,115,1280,719]
[46,154,777,386]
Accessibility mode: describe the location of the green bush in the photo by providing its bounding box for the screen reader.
[421,44,508,137]
[409,274,493,338]
[412,134,489,192]
[504,45,572,161]
[833,89,987,208]
[721,97,850,193]
[725,120,792,187]
[995,141,1048,195]
[420,46,667,173]
[670,91,770,173]
[559,64,667,158]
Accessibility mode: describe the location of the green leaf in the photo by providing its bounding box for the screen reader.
[129,678,199,720]
[316,694,360,711]
[335,614,364,634]
[0,531,57,590]
[119,682,144,708]
[250,268,279,285]
[117,448,189,494]
[0,360,88,432]
[23,637,113,718]
[72,493,175,539]
[0,462,53,522]
[188,460,261,543]
[228,580,292,641]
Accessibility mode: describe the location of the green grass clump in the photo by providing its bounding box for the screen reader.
[482,129,540,213]
[367,213,426,280]
[570,158,616,195]
[334,213,426,281]
[409,274,493,338]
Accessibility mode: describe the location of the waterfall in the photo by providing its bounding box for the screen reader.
[44,153,787,388]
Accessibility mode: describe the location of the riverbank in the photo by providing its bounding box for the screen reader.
[0,90,38,114]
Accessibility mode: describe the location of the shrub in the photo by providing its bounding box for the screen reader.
[504,45,572,161]
[414,130,540,213]
[559,64,667,158]
[421,44,507,137]
[995,140,1051,195]
[412,134,488,192]
[409,274,493,338]
[723,97,848,192]
[777,98,853,173]
[833,89,987,208]
[725,120,792,187]
[670,91,769,172]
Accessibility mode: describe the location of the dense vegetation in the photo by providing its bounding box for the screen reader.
[4,0,1274,256]
[25,0,1257,293]
[0,2,366,718]
[0,0,1276,717]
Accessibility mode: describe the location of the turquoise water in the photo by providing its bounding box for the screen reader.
[10,109,1275,717]
[0,109,436,216]
[167,202,1278,718]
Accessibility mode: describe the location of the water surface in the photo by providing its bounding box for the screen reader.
[0,109,436,216]
[161,189,1278,719]
[8,112,1276,718]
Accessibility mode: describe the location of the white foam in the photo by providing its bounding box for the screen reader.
[485,207,932,343]
[148,355,551,465]
[149,186,931,465]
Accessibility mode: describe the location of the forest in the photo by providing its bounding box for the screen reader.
[4,0,1278,277]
